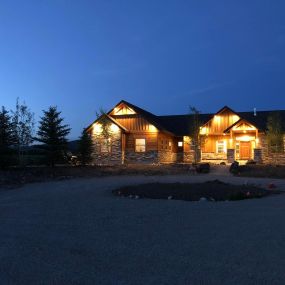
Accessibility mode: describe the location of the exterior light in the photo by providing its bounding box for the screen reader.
[178,141,183,147]
[149,125,157,132]
[93,123,102,134]
[110,124,119,133]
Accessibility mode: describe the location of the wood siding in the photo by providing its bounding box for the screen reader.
[125,132,158,152]
[202,109,240,134]
[112,115,156,132]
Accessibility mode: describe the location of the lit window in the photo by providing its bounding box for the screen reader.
[178,141,183,147]
[135,139,146,152]
[101,138,111,153]
[217,140,225,154]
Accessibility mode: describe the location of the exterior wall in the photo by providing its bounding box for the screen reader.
[259,134,285,165]
[201,135,227,161]
[202,109,240,134]
[91,129,122,165]
[124,132,159,164]
[125,150,158,164]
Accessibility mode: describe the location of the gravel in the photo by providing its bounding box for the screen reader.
[0,175,285,284]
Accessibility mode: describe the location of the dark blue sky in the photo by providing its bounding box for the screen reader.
[1,1,285,139]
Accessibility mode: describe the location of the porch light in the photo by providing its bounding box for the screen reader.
[178,141,183,147]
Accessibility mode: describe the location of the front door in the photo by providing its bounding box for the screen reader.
[240,141,251,160]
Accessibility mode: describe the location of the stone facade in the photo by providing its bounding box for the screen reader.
[125,150,158,164]
[253,148,262,163]
[183,151,195,163]
[259,134,285,165]
[91,130,122,165]
[226,149,235,163]
[202,152,227,161]
[158,151,181,163]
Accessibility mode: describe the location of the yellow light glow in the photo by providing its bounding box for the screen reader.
[200,127,208,135]
[232,115,240,122]
[149,125,157,132]
[110,124,119,133]
[214,115,221,122]
[93,123,102,134]
[236,135,254,141]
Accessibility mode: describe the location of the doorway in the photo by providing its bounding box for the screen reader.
[239,141,251,160]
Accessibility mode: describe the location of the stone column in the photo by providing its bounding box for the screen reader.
[254,148,262,163]
[227,149,235,163]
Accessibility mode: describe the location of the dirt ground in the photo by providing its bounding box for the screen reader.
[0,175,285,284]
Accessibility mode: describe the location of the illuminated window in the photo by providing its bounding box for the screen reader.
[178,141,183,147]
[217,140,225,154]
[135,139,146,152]
[101,139,111,153]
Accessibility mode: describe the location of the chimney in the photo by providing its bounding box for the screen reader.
[253,108,257,116]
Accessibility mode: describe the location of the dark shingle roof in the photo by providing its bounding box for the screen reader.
[237,110,285,131]
[157,110,285,136]
[87,100,285,136]
[157,114,212,136]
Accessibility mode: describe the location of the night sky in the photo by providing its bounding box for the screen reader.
[1,1,285,139]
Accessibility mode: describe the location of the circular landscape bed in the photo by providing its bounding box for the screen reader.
[112,180,282,201]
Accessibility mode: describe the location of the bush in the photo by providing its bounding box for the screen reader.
[229,161,239,174]
[196,163,210,173]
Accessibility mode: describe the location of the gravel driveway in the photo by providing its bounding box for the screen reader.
[0,174,285,285]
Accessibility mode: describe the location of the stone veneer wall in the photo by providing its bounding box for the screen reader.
[183,151,195,163]
[158,151,180,163]
[259,134,285,165]
[91,130,122,165]
[226,149,235,163]
[201,152,227,160]
[125,150,158,164]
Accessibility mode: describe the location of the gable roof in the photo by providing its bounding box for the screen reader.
[86,100,285,136]
[223,118,256,133]
[109,100,175,135]
[237,110,285,131]
[85,113,129,133]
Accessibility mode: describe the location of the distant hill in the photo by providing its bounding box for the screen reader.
[22,140,79,154]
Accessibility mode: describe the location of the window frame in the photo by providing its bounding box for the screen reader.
[135,138,146,153]
[216,140,226,154]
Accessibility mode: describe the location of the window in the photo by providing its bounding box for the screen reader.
[217,140,225,154]
[135,139,146,152]
[101,138,111,153]
[178,141,183,147]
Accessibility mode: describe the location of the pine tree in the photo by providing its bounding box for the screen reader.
[78,129,93,166]
[0,106,16,169]
[35,106,71,167]
[266,112,284,153]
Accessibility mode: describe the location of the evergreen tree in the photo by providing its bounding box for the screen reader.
[35,106,71,167]
[0,107,16,169]
[266,112,284,153]
[78,129,93,165]
[12,98,35,166]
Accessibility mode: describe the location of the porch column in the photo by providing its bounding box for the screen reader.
[254,130,262,163]
[227,149,235,163]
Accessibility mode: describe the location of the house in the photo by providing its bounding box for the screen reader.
[86,100,285,165]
